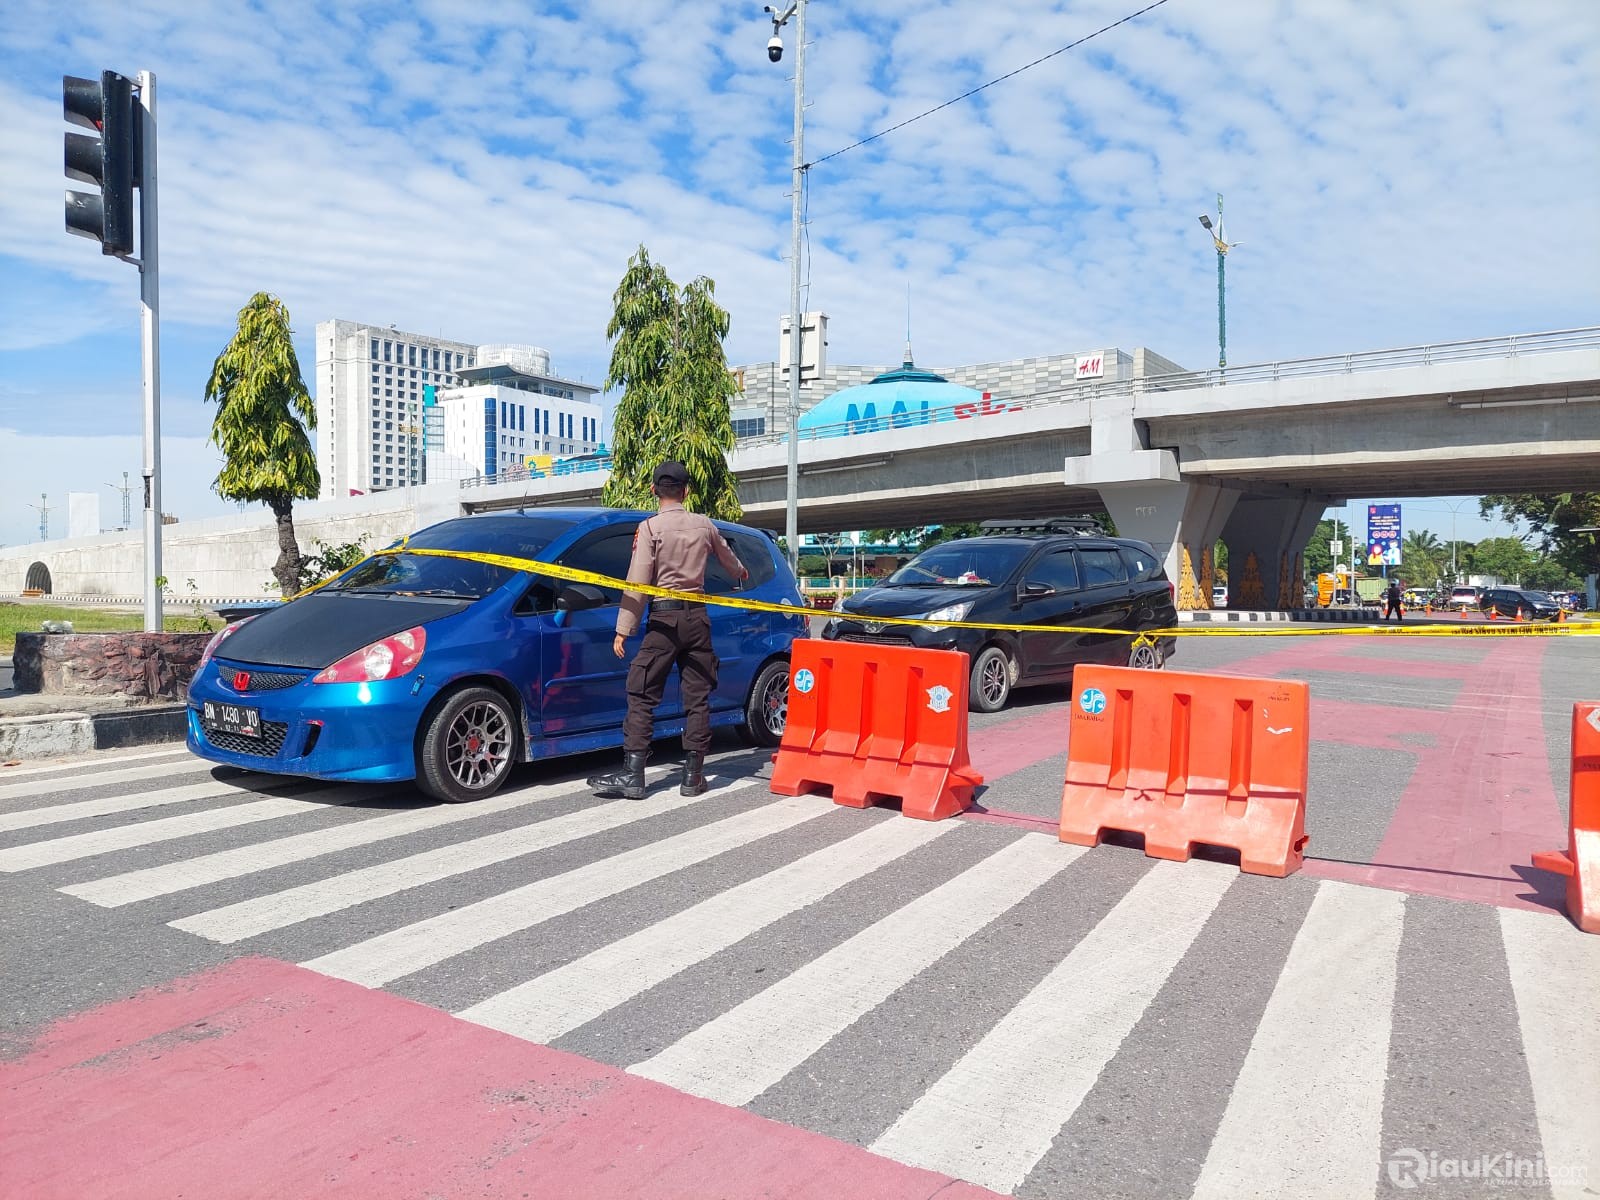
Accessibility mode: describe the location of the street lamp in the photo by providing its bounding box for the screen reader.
[1196,195,1240,371]
[764,1,807,575]
[1441,497,1475,585]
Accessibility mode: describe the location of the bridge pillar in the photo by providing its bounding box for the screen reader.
[1219,493,1327,610]
[1067,446,1249,610]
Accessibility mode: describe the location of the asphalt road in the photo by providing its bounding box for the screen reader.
[2,626,1597,1199]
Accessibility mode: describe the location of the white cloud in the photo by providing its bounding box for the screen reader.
[1,0,1596,532]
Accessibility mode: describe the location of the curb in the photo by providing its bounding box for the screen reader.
[1180,608,1375,624]
[0,704,188,761]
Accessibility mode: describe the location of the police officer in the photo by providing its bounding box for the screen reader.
[588,461,748,800]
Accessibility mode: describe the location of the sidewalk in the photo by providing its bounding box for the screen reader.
[0,657,187,760]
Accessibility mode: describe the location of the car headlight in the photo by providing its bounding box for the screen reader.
[922,601,974,631]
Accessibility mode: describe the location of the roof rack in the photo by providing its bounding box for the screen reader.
[978,516,1105,537]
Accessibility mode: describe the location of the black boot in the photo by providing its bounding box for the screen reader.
[589,752,648,800]
[680,751,708,797]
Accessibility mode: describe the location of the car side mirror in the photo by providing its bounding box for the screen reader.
[555,583,608,613]
[1019,581,1056,600]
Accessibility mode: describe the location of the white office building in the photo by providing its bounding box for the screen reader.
[314,320,480,499]
[429,344,603,484]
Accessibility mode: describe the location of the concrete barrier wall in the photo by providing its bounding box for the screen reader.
[0,489,459,600]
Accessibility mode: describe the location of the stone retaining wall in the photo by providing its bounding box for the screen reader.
[13,632,213,700]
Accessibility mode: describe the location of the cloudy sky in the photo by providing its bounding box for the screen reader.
[1,0,1596,548]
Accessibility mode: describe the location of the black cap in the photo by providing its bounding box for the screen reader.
[652,461,690,486]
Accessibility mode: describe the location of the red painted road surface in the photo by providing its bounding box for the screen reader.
[2,956,1000,1200]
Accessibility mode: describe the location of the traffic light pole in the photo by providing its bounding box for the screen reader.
[135,71,162,632]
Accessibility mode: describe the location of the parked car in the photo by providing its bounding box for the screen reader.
[187,509,806,802]
[1448,585,1482,611]
[1478,587,1562,621]
[819,517,1177,713]
[1211,583,1229,608]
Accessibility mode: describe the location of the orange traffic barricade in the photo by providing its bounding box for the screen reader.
[1531,701,1600,933]
[1060,665,1311,876]
[769,639,984,820]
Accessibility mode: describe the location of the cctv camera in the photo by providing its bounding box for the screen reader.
[767,34,783,62]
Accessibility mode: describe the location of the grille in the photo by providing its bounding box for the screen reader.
[203,719,290,758]
[217,664,306,692]
[839,633,914,646]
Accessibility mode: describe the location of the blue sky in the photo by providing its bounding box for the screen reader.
[1,0,1596,548]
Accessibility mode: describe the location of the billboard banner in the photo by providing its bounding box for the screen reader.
[1367,504,1402,567]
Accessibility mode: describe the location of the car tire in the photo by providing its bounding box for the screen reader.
[738,658,790,748]
[969,645,1013,713]
[1128,638,1165,670]
[416,686,519,803]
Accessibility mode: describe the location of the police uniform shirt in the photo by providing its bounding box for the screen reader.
[616,506,745,637]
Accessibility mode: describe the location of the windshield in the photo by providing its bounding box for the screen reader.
[886,541,1031,587]
[322,515,569,599]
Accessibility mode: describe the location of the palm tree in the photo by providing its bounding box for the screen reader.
[602,246,741,519]
[204,292,320,594]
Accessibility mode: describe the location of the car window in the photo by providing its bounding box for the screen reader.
[887,541,1031,587]
[1078,547,1129,586]
[1121,546,1163,581]
[555,525,642,604]
[706,530,777,594]
[1029,549,1081,593]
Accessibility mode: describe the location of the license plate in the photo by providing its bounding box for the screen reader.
[203,700,262,739]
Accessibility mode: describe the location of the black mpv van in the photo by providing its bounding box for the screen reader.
[819,518,1178,712]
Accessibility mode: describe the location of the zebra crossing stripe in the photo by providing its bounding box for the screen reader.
[303,793,835,988]
[0,759,220,806]
[1188,881,1405,1199]
[458,814,954,1043]
[629,832,1077,1107]
[171,776,733,945]
[1499,907,1600,1200]
[0,787,389,872]
[62,778,592,907]
[869,858,1237,1194]
[0,747,191,780]
[0,776,287,835]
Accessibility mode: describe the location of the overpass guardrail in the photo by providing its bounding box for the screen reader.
[458,325,1600,489]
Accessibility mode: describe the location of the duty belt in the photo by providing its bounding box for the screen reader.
[652,598,703,611]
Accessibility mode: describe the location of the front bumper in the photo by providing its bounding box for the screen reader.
[820,617,985,656]
[186,661,435,782]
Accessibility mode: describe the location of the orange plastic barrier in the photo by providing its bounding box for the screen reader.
[769,639,984,820]
[1060,665,1311,876]
[1531,701,1600,933]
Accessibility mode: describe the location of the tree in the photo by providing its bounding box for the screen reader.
[1401,530,1445,588]
[1481,492,1600,582]
[1464,535,1534,584]
[601,246,740,519]
[204,292,319,594]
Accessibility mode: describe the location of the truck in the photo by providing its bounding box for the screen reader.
[1315,570,1386,608]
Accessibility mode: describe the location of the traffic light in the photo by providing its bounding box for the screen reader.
[63,71,135,256]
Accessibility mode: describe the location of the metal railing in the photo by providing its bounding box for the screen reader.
[458,326,1600,487]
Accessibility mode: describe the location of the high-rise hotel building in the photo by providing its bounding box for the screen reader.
[315,320,480,498]
[314,320,604,497]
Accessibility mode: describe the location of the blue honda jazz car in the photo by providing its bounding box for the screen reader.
[186,509,806,802]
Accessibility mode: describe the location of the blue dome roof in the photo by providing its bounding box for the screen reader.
[798,359,984,433]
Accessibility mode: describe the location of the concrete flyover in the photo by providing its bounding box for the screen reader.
[1,327,1594,607]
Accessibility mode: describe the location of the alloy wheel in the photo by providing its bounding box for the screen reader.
[445,700,513,790]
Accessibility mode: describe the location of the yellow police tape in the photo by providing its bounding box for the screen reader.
[279,540,1598,641]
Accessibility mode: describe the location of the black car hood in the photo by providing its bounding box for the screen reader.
[837,585,988,619]
[219,593,472,670]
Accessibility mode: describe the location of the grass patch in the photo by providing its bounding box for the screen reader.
[0,603,213,657]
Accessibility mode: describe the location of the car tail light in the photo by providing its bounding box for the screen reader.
[1167,581,1176,607]
[199,616,256,667]
[312,626,426,684]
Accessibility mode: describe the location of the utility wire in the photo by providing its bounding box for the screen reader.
[806,0,1174,169]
